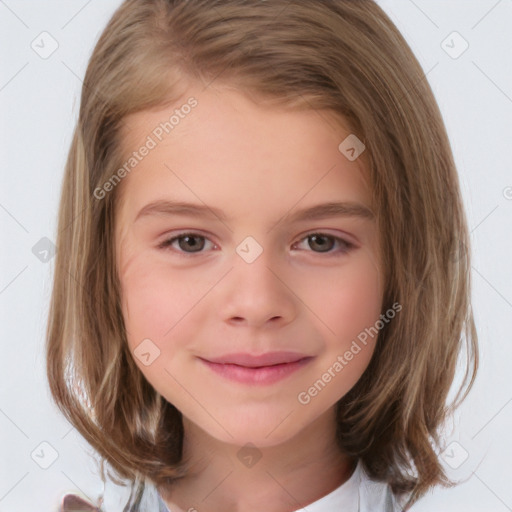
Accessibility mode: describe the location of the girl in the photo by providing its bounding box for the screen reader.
[46,1,479,511]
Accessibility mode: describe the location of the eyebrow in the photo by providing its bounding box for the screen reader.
[134,199,374,224]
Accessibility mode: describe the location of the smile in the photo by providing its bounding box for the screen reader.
[198,353,314,385]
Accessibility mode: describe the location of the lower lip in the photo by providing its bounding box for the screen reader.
[199,357,314,385]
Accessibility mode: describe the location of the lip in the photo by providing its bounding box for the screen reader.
[203,351,311,367]
[198,351,314,385]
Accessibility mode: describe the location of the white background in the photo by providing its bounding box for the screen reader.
[1,1,511,511]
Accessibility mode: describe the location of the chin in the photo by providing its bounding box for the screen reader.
[194,406,316,449]
[212,426,298,449]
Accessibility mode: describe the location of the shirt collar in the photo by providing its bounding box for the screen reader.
[157,459,364,512]
[290,458,361,512]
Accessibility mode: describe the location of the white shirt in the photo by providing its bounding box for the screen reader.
[156,459,402,512]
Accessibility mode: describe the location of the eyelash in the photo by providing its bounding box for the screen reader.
[157,231,355,257]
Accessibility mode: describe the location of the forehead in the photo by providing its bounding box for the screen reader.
[115,83,372,226]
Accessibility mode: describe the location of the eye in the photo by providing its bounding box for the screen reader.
[293,232,355,256]
[157,231,355,257]
[158,232,215,255]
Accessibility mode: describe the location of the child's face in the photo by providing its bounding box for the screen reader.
[115,83,383,447]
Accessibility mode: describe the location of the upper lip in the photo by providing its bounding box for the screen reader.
[201,351,312,367]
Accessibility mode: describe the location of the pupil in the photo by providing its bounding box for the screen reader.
[311,235,332,252]
[181,235,203,252]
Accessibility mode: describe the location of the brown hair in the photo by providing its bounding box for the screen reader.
[46,0,478,509]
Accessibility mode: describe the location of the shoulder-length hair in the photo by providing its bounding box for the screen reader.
[46,0,478,509]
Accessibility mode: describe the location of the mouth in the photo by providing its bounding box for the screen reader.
[198,351,314,385]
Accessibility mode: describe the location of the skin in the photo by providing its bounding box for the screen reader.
[114,81,383,512]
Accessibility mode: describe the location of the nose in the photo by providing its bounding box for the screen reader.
[218,245,296,329]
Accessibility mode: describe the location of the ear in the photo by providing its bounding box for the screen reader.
[60,493,102,512]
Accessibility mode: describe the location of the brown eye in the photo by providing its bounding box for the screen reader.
[175,234,206,252]
[308,234,335,253]
[158,231,354,257]
[294,232,354,256]
[159,233,211,254]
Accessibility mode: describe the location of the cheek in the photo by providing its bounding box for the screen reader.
[120,257,216,352]
[120,260,179,346]
[119,262,200,397]
[309,255,382,344]
[293,258,382,410]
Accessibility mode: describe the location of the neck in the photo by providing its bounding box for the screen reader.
[159,407,357,512]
